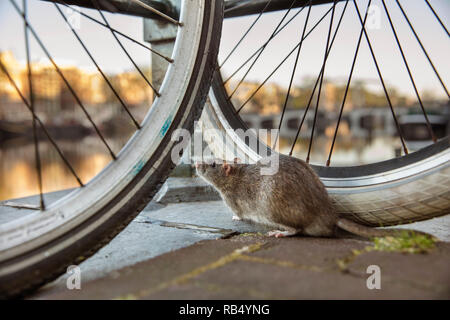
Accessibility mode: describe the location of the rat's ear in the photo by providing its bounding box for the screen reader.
[233,158,241,164]
[223,163,232,176]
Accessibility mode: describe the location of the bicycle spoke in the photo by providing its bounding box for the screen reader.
[326,0,373,167]
[129,0,182,26]
[273,0,313,149]
[353,0,408,155]
[381,0,436,142]
[0,60,84,187]
[305,0,337,164]
[395,0,449,98]
[59,1,173,63]
[23,0,45,210]
[227,0,301,101]
[223,0,320,85]
[9,0,116,160]
[424,0,449,37]
[91,1,160,100]
[220,0,273,69]
[236,4,340,113]
[289,0,349,156]
[224,0,259,14]
[54,3,141,129]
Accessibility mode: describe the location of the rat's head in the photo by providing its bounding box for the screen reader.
[195,159,240,187]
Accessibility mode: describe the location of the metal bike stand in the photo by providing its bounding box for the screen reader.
[144,0,196,177]
[144,0,180,92]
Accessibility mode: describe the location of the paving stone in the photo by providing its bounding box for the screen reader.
[32,239,247,300]
[346,242,450,297]
[32,235,450,300]
[246,236,370,269]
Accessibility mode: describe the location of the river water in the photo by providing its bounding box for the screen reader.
[0,133,410,201]
[0,134,130,201]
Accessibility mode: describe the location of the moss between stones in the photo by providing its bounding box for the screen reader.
[238,232,264,237]
[353,231,437,256]
[371,231,437,254]
[337,232,437,272]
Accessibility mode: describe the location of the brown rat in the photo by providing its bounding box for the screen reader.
[196,154,431,239]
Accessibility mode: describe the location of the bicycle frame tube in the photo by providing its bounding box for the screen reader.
[224,0,347,18]
[42,0,345,19]
[40,0,178,19]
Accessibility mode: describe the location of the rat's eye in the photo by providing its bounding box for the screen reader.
[212,162,216,168]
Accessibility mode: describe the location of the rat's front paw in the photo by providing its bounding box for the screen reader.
[232,215,242,221]
[267,230,297,238]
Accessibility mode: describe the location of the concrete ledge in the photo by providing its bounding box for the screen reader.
[169,164,194,178]
[154,177,221,204]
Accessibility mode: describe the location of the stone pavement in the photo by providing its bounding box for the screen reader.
[3,178,449,299]
[27,197,449,299]
[32,233,450,299]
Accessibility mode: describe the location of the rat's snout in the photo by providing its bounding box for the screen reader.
[195,162,205,174]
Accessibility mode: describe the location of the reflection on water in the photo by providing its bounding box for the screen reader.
[0,131,410,201]
[280,136,402,166]
[0,135,131,201]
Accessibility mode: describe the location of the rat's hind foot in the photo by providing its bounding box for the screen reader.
[266,230,298,238]
[232,215,242,221]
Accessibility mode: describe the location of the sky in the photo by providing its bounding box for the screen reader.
[0,0,449,99]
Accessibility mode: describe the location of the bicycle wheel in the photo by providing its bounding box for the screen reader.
[204,0,449,226]
[0,0,223,298]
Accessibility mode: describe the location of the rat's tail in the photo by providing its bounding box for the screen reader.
[336,218,433,238]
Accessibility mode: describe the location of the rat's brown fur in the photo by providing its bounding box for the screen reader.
[196,154,430,239]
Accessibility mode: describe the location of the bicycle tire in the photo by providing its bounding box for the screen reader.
[0,0,223,298]
[203,71,450,227]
